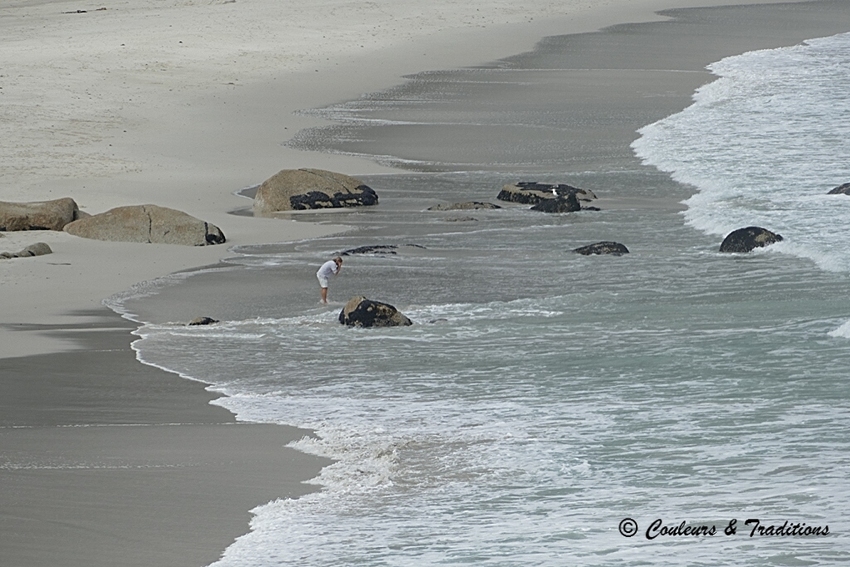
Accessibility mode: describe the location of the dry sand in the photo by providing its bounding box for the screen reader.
[0,1,840,566]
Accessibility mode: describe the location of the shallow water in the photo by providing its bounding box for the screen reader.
[110,5,850,566]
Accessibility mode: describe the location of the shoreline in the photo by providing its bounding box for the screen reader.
[0,0,811,360]
[0,310,332,567]
[2,1,849,566]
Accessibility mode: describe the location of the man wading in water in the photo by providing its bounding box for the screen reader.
[316,256,343,304]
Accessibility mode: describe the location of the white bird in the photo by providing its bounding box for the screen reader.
[551,187,559,197]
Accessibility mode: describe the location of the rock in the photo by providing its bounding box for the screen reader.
[530,193,581,213]
[188,317,219,326]
[341,245,398,256]
[253,168,378,213]
[0,242,53,259]
[497,182,597,205]
[828,182,850,195]
[340,244,426,256]
[444,216,478,222]
[719,226,784,253]
[427,201,501,211]
[339,296,413,328]
[64,205,225,246]
[0,197,85,231]
[572,241,629,256]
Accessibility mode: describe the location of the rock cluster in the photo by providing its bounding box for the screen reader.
[497,182,597,205]
[339,296,413,328]
[253,168,378,213]
[827,182,850,195]
[64,205,225,246]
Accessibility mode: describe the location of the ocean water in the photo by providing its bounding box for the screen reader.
[109,14,850,567]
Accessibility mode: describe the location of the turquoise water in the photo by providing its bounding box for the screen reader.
[111,10,850,567]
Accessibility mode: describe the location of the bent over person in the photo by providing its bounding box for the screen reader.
[316,256,343,304]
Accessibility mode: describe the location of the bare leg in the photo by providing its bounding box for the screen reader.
[320,286,329,304]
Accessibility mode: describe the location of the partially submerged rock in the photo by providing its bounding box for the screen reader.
[530,193,581,213]
[0,242,53,259]
[719,226,783,253]
[497,182,597,205]
[253,168,378,213]
[827,182,850,195]
[427,201,501,211]
[188,317,219,326]
[340,244,426,256]
[339,296,413,328]
[64,205,225,246]
[341,245,398,256]
[572,241,629,256]
[0,197,86,231]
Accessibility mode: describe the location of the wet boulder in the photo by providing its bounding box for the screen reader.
[530,193,581,213]
[339,296,413,328]
[827,182,850,195]
[719,226,783,253]
[497,182,597,205]
[572,241,630,256]
[0,197,86,231]
[64,205,226,246]
[253,168,378,213]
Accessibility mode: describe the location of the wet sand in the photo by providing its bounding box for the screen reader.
[0,311,330,567]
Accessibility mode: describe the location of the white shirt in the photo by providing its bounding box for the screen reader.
[317,260,339,278]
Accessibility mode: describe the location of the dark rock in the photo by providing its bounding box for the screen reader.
[530,193,581,213]
[719,226,784,253]
[188,317,220,326]
[427,201,501,211]
[0,197,85,231]
[0,242,53,259]
[341,245,397,256]
[572,241,629,256]
[339,296,413,328]
[340,244,426,256]
[497,182,597,205]
[64,205,225,246]
[827,182,850,195]
[444,216,478,222]
[253,168,378,213]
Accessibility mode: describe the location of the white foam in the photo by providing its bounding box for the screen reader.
[634,32,850,271]
[828,321,850,339]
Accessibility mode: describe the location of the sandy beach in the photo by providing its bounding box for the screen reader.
[2,0,847,565]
